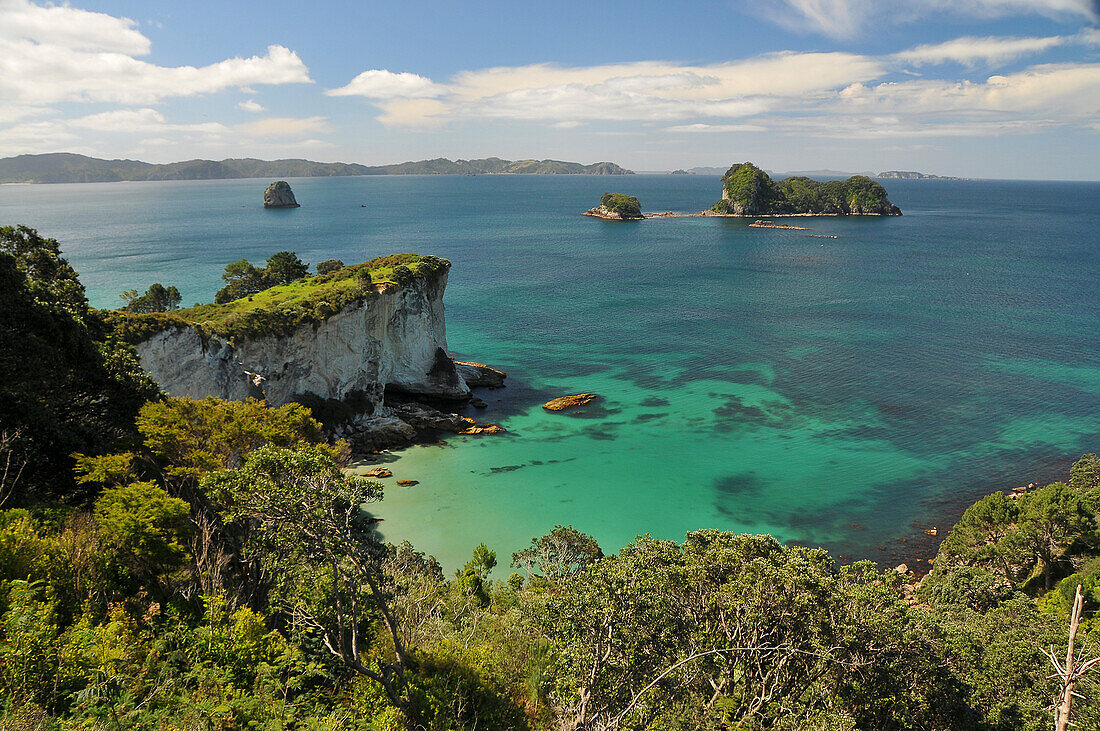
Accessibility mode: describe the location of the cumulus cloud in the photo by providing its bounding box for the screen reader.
[0,42,312,105]
[335,54,884,127]
[894,35,1071,66]
[237,99,267,113]
[0,1,312,105]
[0,0,150,54]
[326,70,446,99]
[751,0,1097,37]
[331,47,1100,142]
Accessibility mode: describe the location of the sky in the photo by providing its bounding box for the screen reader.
[1,0,1099,179]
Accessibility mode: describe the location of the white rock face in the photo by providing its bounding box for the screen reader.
[134,272,469,412]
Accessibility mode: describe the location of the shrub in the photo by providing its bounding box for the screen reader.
[316,258,344,276]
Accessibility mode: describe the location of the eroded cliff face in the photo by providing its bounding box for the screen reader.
[134,272,469,413]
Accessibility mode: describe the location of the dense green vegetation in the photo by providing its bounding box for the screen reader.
[0,225,159,505]
[712,162,902,216]
[214,251,311,304]
[598,193,643,219]
[112,253,450,343]
[0,154,632,183]
[121,283,181,313]
[6,226,1100,729]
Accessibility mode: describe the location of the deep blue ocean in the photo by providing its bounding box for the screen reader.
[4,174,1099,570]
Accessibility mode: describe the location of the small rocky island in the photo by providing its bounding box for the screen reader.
[263,180,300,208]
[711,162,901,216]
[584,192,645,220]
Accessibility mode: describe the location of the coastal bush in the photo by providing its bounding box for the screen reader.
[317,258,344,275]
[155,253,449,341]
[106,310,192,344]
[120,283,181,313]
[598,192,642,218]
[0,226,159,505]
[213,251,310,304]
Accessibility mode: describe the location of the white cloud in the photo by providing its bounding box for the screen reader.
[237,99,266,113]
[236,116,331,137]
[0,107,230,156]
[0,1,312,106]
[833,63,1100,118]
[336,54,884,127]
[752,0,1097,37]
[375,99,450,128]
[664,123,769,133]
[895,35,1071,66]
[0,41,312,105]
[326,69,445,99]
[0,0,150,54]
[67,108,226,134]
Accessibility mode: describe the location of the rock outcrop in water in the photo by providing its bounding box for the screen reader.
[125,260,504,451]
[263,180,300,208]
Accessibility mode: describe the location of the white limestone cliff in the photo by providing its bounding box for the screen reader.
[133,272,470,414]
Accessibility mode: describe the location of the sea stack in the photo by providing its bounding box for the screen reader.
[263,180,300,209]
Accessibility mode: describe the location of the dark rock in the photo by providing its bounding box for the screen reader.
[263,180,300,208]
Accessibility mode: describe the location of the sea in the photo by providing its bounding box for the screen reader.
[4,174,1100,572]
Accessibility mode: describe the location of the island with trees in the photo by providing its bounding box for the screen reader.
[583,192,645,220]
[711,162,902,216]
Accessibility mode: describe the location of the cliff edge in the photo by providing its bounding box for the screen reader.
[112,255,500,450]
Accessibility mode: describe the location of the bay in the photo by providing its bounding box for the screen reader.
[4,174,1099,570]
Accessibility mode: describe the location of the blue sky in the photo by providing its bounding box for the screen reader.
[2,0,1099,178]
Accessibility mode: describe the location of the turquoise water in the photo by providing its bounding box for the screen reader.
[4,175,1100,570]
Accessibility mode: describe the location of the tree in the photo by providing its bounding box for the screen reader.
[512,525,602,585]
[133,396,329,488]
[316,259,344,276]
[263,251,309,286]
[204,445,416,724]
[1018,482,1093,590]
[932,491,1030,585]
[0,227,159,504]
[93,481,191,593]
[214,259,268,304]
[120,283,181,313]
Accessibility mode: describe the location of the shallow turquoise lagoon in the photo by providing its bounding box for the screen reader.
[4,174,1099,569]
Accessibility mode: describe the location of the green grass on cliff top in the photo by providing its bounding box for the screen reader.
[110,253,449,343]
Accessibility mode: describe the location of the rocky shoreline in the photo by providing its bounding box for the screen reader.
[582,206,645,221]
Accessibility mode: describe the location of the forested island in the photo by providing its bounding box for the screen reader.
[4,223,1100,730]
[0,153,632,184]
[583,192,644,220]
[712,162,902,216]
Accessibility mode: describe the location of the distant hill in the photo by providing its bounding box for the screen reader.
[0,153,633,183]
[877,170,966,181]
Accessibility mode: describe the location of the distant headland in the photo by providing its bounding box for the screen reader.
[0,152,633,184]
[877,170,966,181]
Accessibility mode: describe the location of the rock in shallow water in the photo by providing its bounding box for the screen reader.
[263,180,300,208]
[543,393,601,411]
